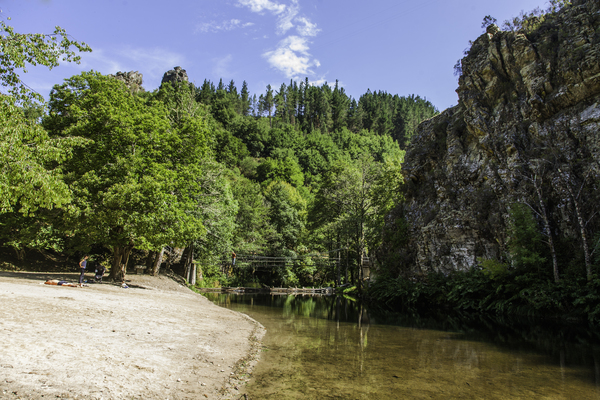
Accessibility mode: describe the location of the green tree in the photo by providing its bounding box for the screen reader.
[240,80,250,116]
[264,180,307,252]
[193,161,238,278]
[0,19,91,103]
[229,172,273,254]
[506,203,546,272]
[481,15,498,30]
[313,155,382,287]
[262,84,274,127]
[0,97,85,215]
[0,19,91,217]
[256,149,305,188]
[44,72,209,280]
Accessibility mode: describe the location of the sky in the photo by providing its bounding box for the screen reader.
[4,0,553,111]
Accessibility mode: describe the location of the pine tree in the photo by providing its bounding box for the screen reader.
[241,81,250,116]
[262,84,274,127]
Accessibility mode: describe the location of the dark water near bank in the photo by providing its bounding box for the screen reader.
[204,294,600,399]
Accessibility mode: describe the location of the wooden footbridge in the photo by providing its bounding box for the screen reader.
[198,286,336,295]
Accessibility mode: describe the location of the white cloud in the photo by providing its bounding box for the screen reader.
[237,0,300,35]
[237,0,324,80]
[195,19,254,34]
[276,0,299,34]
[263,36,318,79]
[296,16,319,37]
[309,78,328,87]
[237,0,286,14]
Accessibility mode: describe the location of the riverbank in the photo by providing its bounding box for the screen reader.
[0,271,265,400]
[367,270,600,325]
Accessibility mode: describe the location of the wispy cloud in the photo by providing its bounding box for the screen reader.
[309,77,330,87]
[117,48,185,80]
[75,49,126,74]
[275,0,299,34]
[213,54,234,77]
[195,19,254,34]
[237,0,286,14]
[74,47,185,89]
[296,16,320,37]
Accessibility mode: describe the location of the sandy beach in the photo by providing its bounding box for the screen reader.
[0,271,265,400]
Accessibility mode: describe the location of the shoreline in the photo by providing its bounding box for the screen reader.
[0,271,265,400]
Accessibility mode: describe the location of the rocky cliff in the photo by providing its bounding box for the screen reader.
[393,0,600,275]
[161,66,189,87]
[109,70,144,93]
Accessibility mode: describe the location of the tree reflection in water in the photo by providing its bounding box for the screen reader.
[204,293,600,399]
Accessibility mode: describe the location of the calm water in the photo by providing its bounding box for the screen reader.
[204,294,600,399]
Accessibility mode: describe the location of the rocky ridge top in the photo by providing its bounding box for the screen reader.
[161,66,189,87]
[109,70,144,93]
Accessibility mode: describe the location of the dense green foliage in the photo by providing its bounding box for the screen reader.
[368,269,600,324]
[0,17,438,287]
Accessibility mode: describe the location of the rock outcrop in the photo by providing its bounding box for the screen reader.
[391,0,600,275]
[161,66,189,87]
[109,71,144,93]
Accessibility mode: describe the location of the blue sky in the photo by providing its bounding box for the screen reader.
[5,0,551,111]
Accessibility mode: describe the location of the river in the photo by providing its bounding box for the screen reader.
[204,293,600,399]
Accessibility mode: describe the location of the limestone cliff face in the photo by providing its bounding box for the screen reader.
[396,0,600,274]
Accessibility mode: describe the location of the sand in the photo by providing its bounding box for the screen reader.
[0,271,265,400]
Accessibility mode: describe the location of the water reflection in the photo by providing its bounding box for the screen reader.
[204,294,600,399]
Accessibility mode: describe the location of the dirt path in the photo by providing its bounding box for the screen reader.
[0,271,265,400]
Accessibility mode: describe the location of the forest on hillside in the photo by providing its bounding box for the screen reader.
[6,0,600,325]
[0,16,437,288]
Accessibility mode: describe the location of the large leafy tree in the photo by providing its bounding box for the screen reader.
[0,18,91,260]
[0,97,83,215]
[44,72,209,280]
[0,18,91,215]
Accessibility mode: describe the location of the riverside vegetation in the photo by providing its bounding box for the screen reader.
[3,0,600,324]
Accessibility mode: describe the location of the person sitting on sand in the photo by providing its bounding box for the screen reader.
[95,264,105,282]
[45,279,78,287]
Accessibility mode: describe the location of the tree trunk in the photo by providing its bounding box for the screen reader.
[345,243,349,285]
[190,263,197,286]
[565,182,592,281]
[356,222,365,290]
[109,245,133,282]
[13,247,25,261]
[145,251,157,273]
[183,244,194,283]
[336,249,341,287]
[152,247,165,276]
[197,263,203,282]
[533,175,559,282]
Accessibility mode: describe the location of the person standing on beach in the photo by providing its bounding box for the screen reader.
[79,255,89,287]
